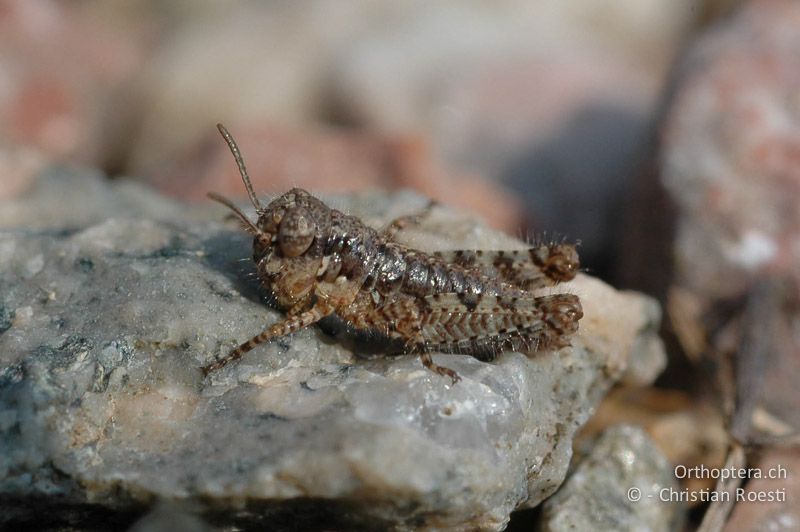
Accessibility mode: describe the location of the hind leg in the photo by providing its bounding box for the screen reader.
[338,296,462,384]
[419,351,461,384]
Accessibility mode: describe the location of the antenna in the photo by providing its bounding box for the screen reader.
[216,123,263,212]
[206,192,261,235]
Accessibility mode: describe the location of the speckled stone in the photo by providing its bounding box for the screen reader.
[0,171,665,531]
[541,425,684,532]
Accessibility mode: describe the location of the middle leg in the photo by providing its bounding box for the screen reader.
[381,200,437,240]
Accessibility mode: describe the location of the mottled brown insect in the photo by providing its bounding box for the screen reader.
[203,124,583,383]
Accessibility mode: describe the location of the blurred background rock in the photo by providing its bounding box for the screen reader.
[0,0,740,279]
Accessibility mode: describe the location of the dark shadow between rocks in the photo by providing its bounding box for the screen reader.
[1,495,398,532]
[202,497,397,532]
[0,495,149,532]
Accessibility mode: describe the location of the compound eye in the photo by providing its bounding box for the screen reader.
[278,207,316,257]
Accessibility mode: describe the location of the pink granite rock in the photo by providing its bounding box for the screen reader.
[660,0,800,438]
[662,0,800,302]
[146,122,526,233]
[0,0,144,165]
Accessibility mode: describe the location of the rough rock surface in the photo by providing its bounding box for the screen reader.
[0,170,664,530]
[540,425,683,532]
[661,0,800,434]
[662,0,800,301]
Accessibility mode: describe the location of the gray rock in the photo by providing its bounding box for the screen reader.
[540,425,684,532]
[0,171,664,530]
[0,165,210,230]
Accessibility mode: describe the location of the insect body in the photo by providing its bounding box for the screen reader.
[203,124,583,383]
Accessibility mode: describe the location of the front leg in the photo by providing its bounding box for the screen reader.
[286,291,315,317]
[202,301,334,375]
